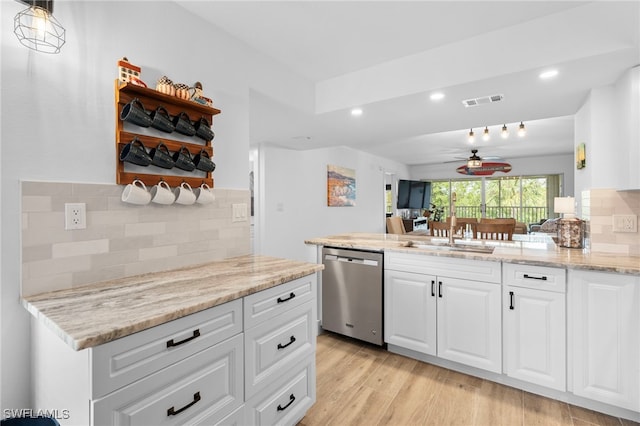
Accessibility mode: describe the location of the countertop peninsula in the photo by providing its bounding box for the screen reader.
[22,255,323,351]
[305,232,640,275]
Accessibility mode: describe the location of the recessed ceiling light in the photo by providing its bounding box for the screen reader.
[430,92,445,101]
[539,69,559,80]
[351,108,363,116]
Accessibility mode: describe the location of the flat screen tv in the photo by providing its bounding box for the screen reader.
[397,179,431,210]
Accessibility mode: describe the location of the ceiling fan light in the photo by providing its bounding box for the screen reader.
[467,149,482,168]
[518,121,526,137]
[501,124,508,138]
[483,126,490,141]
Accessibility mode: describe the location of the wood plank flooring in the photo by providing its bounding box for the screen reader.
[298,332,639,426]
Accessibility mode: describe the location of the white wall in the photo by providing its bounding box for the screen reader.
[256,145,410,262]
[410,154,575,196]
[574,66,640,197]
[1,1,313,411]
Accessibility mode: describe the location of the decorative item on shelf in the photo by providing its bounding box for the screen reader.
[193,117,215,141]
[172,146,196,171]
[554,196,583,248]
[120,98,152,127]
[121,179,151,205]
[193,149,216,172]
[150,180,175,205]
[117,57,145,86]
[195,183,215,204]
[149,142,175,169]
[173,83,193,100]
[120,138,152,166]
[174,182,196,205]
[149,106,175,133]
[172,111,196,136]
[156,76,175,96]
[191,81,214,107]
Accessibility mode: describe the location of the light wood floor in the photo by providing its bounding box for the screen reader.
[298,332,639,426]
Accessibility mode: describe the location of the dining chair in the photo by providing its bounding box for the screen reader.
[455,217,478,236]
[475,223,514,240]
[429,221,451,237]
[386,216,406,234]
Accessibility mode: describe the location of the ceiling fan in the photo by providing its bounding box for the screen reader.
[443,149,503,164]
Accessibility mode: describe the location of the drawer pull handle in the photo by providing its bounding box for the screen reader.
[277,393,296,412]
[166,329,200,348]
[523,274,547,281]
[509,291,515,310]
[438,281,443,298]
[431,280,435,297]
[277,335,296,350]
[277,292,296,303]
[167,391,201,416]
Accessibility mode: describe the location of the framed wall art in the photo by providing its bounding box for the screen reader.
[327,165,356,207]
[576,143,586,169]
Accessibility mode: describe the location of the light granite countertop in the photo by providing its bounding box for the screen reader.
[22,255,323,351]
[305,232,640,275]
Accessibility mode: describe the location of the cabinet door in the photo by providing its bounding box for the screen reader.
[570,270,640,411]
[437,277,502,373]
[384,270,436,355]
[504,286,566,391]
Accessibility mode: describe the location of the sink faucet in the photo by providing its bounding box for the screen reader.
[449,192,457,244]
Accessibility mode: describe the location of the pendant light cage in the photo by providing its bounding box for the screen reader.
[14,1,66,54]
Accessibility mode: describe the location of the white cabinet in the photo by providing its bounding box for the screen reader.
[31,274,318,426]
[503,263,566,391]
[570,270,640,411]
[437,276,502,373]
[384,270,436,355]
[385,253,502,373]
[244,275,317,425]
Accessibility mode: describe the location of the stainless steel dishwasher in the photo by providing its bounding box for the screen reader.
[322,247,384,345]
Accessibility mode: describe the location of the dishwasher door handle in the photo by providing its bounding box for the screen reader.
[335,256,378,266]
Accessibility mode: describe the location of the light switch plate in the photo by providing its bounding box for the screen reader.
[612,214,637,232]
[232,203,248,222]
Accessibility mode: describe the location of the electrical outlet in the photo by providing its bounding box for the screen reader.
[612,214,637,233]
[232,203,248,222]
[65,203,87,230]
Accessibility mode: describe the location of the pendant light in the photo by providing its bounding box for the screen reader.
[518,121,526,137]
[501,124,509,139]
[468,129,475,143]
[467,149,482,168]
[483,127,490,141]
[14,0,65,54]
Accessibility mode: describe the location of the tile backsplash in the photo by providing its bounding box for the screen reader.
[583,188,640,256]
[22,181,251,296]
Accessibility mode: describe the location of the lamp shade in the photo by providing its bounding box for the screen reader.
[554,197,575,216]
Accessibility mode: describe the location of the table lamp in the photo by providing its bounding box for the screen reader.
[554,196,583,248]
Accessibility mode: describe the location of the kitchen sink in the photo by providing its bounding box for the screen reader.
[407,240,495,254]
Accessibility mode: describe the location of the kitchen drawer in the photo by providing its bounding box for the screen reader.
[191,403,245,425]
[244,274,316,329]
[503,263,566,293]
[92,333,244,426]
[385,252,501,283]
[90,299,242,399]
[245,358,316,426]
[245,300,315,399]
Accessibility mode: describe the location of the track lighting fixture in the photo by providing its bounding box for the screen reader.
[518,121,526,137]
[483,127,490,141]
[14,0,65,54]
[468,129,475,143]
[501,124,508,139]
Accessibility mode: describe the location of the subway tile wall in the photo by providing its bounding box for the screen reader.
[21,181,251,296]
[585,188,640,256]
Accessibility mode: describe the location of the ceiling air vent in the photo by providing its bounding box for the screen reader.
[462,94,504,108]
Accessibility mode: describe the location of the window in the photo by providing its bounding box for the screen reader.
[429,175,561,224]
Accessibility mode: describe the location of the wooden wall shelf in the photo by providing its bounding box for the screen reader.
[115,80,221,189]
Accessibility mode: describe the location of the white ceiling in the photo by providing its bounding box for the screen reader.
[176,1,640,166]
